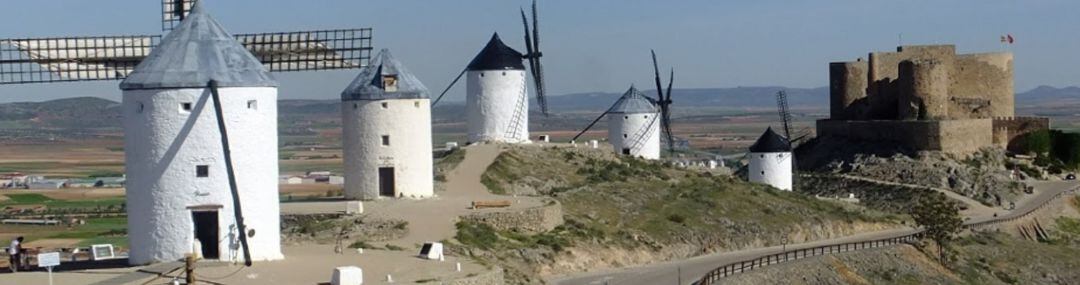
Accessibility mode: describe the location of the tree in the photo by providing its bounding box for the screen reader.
[910,193,963,264]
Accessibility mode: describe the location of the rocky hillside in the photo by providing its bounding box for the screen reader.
[797,135,1027,207]
[449,145,905,284]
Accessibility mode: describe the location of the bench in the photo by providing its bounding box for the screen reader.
[471,200,511,209]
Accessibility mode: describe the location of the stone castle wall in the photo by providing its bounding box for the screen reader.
[993,117,1051,149]
[817,119,993,155]
[821,44,1035,154]
[832,45,1014,121]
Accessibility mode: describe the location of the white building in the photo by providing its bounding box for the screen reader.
[119,3,282,265]
[748,127,793,191]
[341,49,434,200]
[27,179,67,189]
[606,86,661,160]
[465,33,530,144]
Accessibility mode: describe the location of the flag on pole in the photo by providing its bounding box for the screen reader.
[1000,34,1015,44]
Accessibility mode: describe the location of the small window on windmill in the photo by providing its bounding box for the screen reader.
[381,102,389,109]
[382,74,399,92]
[247,100,258,110]
[196,165,209,178]
[381,135,391,146]
[180,102,193,113]
[136,102,145,114]
[623,134,628,138]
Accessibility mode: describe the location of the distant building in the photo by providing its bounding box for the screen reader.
[279,176,303,185]
[28,179,67,189]
[96,177,126,188]
[68,179,99,188]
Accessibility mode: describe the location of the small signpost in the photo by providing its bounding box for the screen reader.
[37,252,60,285]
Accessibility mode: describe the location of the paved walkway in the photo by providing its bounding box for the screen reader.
[550,180,1079,285]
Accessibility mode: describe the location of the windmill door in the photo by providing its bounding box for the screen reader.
[379,167,395,197]
[192,211,220,259]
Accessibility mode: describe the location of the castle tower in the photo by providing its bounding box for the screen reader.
[341,49,433,200]
[465,33,529,144]
[748,127,793,191]
[899,59,949,120]
[607,86,661,160]
[119,3,282,265]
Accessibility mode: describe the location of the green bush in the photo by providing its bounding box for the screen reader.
[455,221,499,250]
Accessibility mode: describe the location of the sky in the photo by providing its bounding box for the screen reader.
[0,0,1075,103]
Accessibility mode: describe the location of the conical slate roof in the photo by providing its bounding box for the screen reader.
[749,127,792,152]
[608,86,658,114]
[341,49,429,101]
[466,33,525,71]
[119,2,276,90]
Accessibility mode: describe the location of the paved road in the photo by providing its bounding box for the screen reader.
[550,180,1079,285]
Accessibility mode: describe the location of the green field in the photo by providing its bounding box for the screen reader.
[0,193,125,210]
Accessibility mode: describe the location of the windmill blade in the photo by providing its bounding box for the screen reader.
[570,110,611,143]
[662,68,676,153]
[162,0,197,31]
[651,50,664,102]
[0,35,160,84]
[528,0,549,115]
[776,90,793,145]
[237,29,372,72]
[432,67,467,107]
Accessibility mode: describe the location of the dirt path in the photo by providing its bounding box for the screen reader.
[361,143,545,247]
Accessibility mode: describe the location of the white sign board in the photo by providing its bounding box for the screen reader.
[38,252,61,267]
[91,244,115,260]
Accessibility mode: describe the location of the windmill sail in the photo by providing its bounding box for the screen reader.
[162,0,197,31]
[0,29,372,85]
[0,36,160,84]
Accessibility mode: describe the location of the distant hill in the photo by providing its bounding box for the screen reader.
[0,85,1072,130]
[541,86,829,112]
[0,97,121,129]
[1016,85,1080,106]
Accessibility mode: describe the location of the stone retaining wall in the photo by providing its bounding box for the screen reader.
[446,266,505,285]
[461,199,564,234]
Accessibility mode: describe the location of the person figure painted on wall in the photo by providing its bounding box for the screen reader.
[7,236,23,273]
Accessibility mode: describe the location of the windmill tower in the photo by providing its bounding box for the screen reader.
[120,3,282,265]
[748,127,793,191]
[432,0,547,144]
[607,86,661,159]
[341,49,433,200]
[464,34,531,143]
[571,51,675,160]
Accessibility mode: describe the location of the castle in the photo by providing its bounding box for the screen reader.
[818,44,1048,154]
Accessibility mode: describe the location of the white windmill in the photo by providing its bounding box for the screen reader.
[120,3,282,265]
[570,51,676,160]
[341,49,433,200]
[748,127,793,191]
[431,0,548,144]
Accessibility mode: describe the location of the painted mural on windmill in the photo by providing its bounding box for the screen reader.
[119,2,282,265]
[341,49,434,200]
